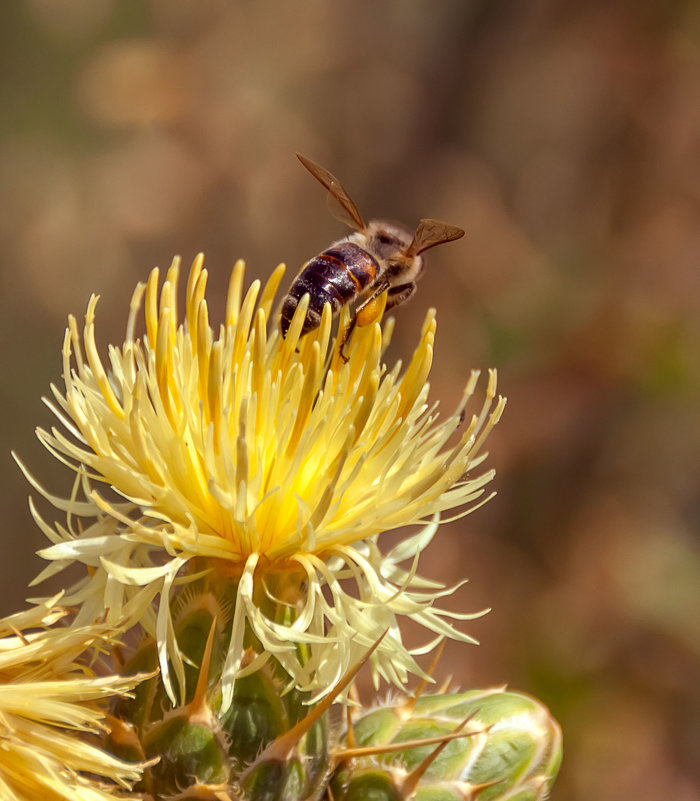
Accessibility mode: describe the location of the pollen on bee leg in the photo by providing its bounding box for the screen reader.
[354,289,388,327]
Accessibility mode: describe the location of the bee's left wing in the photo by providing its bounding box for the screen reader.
[405,218,464,256]
[296,153,366,231]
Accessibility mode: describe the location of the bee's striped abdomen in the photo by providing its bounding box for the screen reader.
[280,242,378,337]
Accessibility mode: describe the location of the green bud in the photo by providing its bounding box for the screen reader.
[332,688,562,801]
[144,716,228,790]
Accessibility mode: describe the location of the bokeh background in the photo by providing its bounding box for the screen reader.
[1,1,699,798]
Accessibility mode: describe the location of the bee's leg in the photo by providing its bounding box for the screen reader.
[384,281,417,310]
[338,316,358,363]
[339,280,390,362]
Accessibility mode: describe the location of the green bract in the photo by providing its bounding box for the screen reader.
[332,688,562,801]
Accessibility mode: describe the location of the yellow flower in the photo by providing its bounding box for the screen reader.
[0,597,144,800]
[22,256,505,706]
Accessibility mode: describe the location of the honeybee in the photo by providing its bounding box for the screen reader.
[280,154,464,351]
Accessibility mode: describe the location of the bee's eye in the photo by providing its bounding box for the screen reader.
[378,234,394,245]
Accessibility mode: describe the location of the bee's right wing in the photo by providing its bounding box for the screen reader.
[405,218,465,256]
[296,153,366,231]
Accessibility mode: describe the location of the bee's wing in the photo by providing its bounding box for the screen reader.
[296,153,366,231]
[325,193,364,231]
[405,218,465,256]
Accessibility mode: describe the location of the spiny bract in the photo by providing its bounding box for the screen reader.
[107,577,331,800]
[331,687,563,801]
[106,580,562,801]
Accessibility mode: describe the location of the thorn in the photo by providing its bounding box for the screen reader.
[103,714,148,761]
[437,675,453,694]
[8,624,29,646]
[344,703,355,749]
[242,631,388,772]
[189,617,217,721]
[405,638,446,714]
[399,712,478,797]
[468,777,506,796]
[349,682,361,705]
[333,724,483,762]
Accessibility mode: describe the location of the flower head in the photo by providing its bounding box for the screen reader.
[23,256,505,706]
[0,598,144,800]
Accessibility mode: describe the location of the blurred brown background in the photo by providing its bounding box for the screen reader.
[1,1,699,798]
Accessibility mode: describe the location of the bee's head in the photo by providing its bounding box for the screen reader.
[361,220,424,282]
[365,220,414,259]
